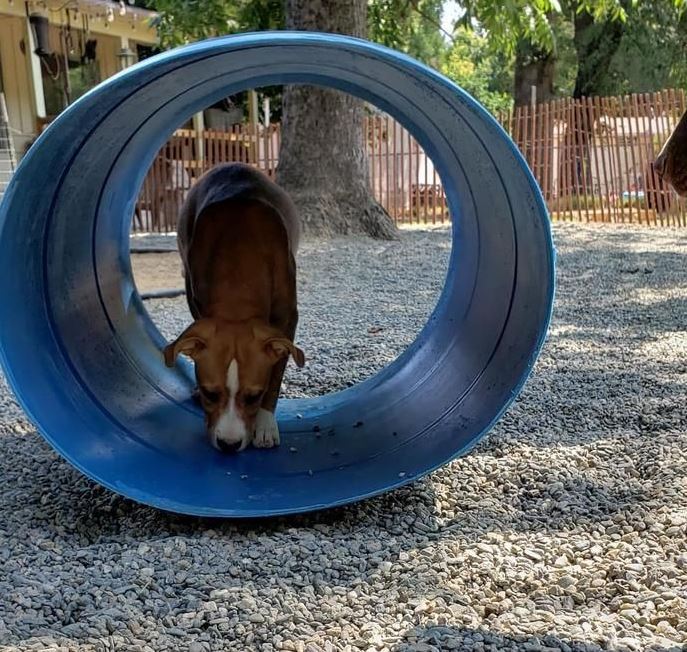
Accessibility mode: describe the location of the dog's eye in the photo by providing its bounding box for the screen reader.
[243,392,262,406]
[200,387,221,403]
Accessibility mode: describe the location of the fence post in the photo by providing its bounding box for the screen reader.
[192,112,205,165]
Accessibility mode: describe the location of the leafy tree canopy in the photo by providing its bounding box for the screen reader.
[595,0,687,94]
[441,28,513,114]
[144,0,687,112]
[368,0,446,67]
[148,0,282,48]
[456,0,631,56]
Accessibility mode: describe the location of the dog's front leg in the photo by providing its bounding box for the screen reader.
[252,309,298,449]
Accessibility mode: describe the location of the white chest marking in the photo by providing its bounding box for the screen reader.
[214,358,247,446]
[226,358,239,397]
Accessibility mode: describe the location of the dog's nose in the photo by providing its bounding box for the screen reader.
[217,439,242,454]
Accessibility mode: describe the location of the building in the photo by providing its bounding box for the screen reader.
[0,0,159,158]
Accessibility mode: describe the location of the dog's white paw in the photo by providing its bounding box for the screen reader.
[253,409,280,448]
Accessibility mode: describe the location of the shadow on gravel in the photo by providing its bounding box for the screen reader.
[0,433,443,542]
[391,624,683,652]
[1,429,659,544]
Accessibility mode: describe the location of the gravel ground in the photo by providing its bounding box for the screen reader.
[1,223,686,652]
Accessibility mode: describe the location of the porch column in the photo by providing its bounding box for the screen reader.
[25,15,46,120]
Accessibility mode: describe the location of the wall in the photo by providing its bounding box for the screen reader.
[0,16,37,154]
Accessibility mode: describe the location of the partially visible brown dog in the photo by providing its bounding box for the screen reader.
[655,108,687,196]
[164,163,304,453]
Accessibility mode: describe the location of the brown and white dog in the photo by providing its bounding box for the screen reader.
[164,163,304,453]
[655,108,687,196]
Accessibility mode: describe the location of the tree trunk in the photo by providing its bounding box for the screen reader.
[276,0,397,239]
[512,38,556,188]
[513,39,555,108]
[569,7,626,199]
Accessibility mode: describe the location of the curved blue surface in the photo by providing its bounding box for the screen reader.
[0,32,555,517]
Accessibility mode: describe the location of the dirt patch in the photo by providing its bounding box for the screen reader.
[131,252,184,293]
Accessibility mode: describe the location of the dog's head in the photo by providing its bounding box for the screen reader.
[164,318,304,452]
[655,108,687,196]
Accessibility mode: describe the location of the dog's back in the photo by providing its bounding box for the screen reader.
[178,163,300,258]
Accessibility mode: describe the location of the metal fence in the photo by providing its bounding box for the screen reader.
[134,89,687,232]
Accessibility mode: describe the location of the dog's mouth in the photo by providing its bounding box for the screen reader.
[215,439,244,454]
[210,431,250,454]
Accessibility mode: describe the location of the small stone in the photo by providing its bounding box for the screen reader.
[248,613,265,623]
[655,620,679,636]
[484,603,502,616]
[524,549,543,562]
[619,608,640,621]
[558,575,576,589]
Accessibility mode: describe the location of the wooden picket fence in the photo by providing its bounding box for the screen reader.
[133,118,448,232]
[499,88,687,227]
[134,89,687,233]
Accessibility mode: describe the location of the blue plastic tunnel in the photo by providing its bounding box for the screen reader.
[0,32,555,517]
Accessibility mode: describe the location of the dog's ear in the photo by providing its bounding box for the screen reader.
[252,321,305,368]
[163,319,216,367]
[264,337,305,368]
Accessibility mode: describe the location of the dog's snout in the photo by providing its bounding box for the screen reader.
[217,439,242,454]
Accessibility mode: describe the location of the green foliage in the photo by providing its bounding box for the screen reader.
[452,0,686,56]
[368,0,447,67]
[148,0,282,48]
[457,0,560,55]
[441,28,513,114]
[149,0,237,47]
[550,15,577,96]
[601,1,687,94]
[150,0,447,67]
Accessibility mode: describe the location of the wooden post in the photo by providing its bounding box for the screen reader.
[262,96,271,128]
[192,111,205,167]
[248,90,259,165]
[573,99,590,221]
